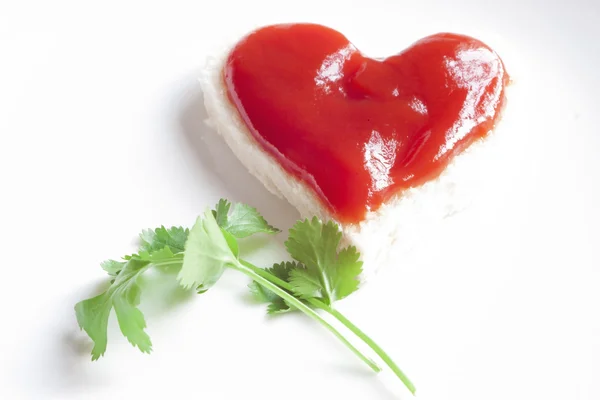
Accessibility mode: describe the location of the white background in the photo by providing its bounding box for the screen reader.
[1,0,598,399]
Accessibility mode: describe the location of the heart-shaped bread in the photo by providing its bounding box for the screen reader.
[200,24,508,276]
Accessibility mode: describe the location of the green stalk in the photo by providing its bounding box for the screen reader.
[323,307,416,395]
[239,260,416,395]
[232,261,381,373]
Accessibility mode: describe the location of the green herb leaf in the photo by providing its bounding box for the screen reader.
[132,246,182,264]
[249,283,290,314]
[139,226,189,254]
[220,227,239,258]
[285,217,362,305]
[249,262,298,314]
[74,199,415,395]
[178,209,237,291]
[334,246,363,300]
[214,199,279,238]
[213,198,231,227]
[101,259,126,276]
[75,259,153,360]
[288,268,322,299]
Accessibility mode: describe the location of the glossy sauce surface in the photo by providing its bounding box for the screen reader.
[224,24,509,223]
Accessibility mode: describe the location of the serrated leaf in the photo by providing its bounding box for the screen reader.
[267,298,293,315]
[177,209,237,291]
[213,199,279,238]
[334,246,362,300]
[139,226,189,254]
[74,293,111,360]
[248,261,299,314]
[269,261,296,282]
[247,261,296,303]
[285,218,340,304]
[213,199,231,227]
[134,246,176,263]
[224,203,280,238]
[75,259,153,360]
[101,260,125,276]
[249,280,273,303]
[285,217,362,305]
[220,227,239,258]
[112,270,152,352]
[249,281,292,314]
[288,268,322,299]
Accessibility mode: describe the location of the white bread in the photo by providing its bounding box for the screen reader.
[199,43,504,281]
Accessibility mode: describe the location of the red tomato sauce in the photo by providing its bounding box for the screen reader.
[224,24,509,223]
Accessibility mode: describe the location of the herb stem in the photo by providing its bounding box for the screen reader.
[322,307,416,395]
[153,260,184,268]
[232,261,381,373]
[239,259,415,395]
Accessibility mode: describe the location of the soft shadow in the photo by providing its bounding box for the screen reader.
[237,234,272,257]
[137,269,195,317]
[24,272,196,397]
[21,75,307,398]
[324,363,410,400]
[64,278,109,357]
[14,279,112,397]
[63,329,94,356]
[176,78,299,237]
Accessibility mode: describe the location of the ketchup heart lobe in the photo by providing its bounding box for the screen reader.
[224,24,508,223]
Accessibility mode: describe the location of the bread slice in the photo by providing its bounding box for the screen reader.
[199,42,504,280]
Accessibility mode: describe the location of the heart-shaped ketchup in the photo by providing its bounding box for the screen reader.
[224,24,508,223]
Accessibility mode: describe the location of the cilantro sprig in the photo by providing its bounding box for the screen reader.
[74,199,416,394]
